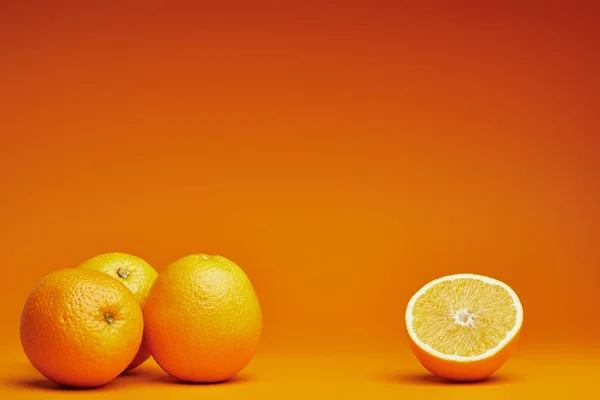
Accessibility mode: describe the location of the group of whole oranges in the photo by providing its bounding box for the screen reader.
[21,252,524,387]
[20,253,262,388]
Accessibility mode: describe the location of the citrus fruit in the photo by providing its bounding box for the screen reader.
[20,268,143,388]
[144,254,262,383]
[78,252,158,370]
[405,273,523,381]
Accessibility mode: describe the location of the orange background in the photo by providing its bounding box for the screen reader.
[1,1,599,398]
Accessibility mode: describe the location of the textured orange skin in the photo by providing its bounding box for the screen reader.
[78,252,158,371]
[20,269,143,388]
[125,335,151,370]
[407,328,521,381]
[144,254,262,383]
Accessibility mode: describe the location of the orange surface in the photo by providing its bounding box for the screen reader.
[2,349,600,398]
[1,0,600,398]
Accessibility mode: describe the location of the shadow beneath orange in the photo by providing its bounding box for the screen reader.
[119,368,164,379]
[382,372,520,386]
[152,373,254,386]
[7,368,254,391]
[7,377,105,392]
[109,367,169,388]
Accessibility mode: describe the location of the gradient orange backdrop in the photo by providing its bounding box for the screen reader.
[1,1,599,398]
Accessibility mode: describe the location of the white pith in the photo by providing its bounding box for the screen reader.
[453,308,476,327]
[405,273,524,362]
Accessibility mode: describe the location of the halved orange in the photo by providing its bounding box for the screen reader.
[405,273,523,381]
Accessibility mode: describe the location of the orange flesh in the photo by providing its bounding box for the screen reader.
[411,278,518,357]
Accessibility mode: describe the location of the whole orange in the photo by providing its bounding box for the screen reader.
[78,252,158,370]
[144,254,262,382]
[20,268,143,388]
